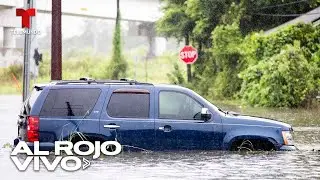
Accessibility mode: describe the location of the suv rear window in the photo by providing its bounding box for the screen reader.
[21,88,42,115]
[28,88,42,109]
[40,88,101,117]
[107,91,150,118]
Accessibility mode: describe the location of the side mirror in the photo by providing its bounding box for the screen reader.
[201,108,211,121]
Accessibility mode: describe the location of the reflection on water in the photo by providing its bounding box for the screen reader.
[0,96,319,179]
[1,145,320,179]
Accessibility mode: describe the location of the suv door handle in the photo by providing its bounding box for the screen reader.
[104,125,120,129]
[159,125,172,132]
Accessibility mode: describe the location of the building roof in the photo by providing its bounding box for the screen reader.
[265,6,320,34]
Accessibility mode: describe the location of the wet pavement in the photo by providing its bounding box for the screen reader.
[0,95,319,180]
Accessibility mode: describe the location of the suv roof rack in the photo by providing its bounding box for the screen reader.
[52,78,153,86]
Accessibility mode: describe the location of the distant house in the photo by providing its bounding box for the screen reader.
[265,6,320,34]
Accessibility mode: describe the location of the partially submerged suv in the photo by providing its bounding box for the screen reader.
[15,78,296,151]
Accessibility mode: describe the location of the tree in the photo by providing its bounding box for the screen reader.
[108,0,128,79]
[156,0,194,42]
[159,0,320,47]
[157,0,320,106]
[185,0,232,47]
[157,0,195,82]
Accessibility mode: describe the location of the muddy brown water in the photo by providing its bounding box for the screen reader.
[0,95,319,179]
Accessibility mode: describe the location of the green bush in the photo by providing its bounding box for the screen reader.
[0,64,23,81]
[202,23,243,99]
[210,69,241,99]
[311,49,320,84]
[39,53,50,77]
[239,45,314,107]
[167,62,186,85]
[8,64,23,80]
[157,1,320,108]
[242,23,320,65]
[38,52,110,80]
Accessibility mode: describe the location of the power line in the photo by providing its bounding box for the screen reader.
[251,12,320,17]
[252,0,308,11]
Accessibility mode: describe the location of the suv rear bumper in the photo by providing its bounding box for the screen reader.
[14,138,55,152]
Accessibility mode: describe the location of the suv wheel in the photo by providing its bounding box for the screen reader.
[236,139,254,151]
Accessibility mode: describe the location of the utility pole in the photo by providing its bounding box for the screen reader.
[51,0,62,80]
[186,34,192,82]
[22,0,33,102]
[117,0,120,18]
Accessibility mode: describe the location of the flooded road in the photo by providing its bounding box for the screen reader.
[0,95,319,179]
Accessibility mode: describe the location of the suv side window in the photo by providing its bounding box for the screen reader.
[159,91,203,120]
[40,88,101,117]
[107,90,150,119]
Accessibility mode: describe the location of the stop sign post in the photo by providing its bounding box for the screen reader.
[179,45,198,64]
[179,45,198,82]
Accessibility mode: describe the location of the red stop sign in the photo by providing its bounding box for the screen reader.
[179,45,198,64]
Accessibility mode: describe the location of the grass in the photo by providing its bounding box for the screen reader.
[0,51,186,95]
[0,84,21,95]
[127,53,186,83]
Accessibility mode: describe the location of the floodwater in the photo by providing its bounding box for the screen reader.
[0,95,319,180]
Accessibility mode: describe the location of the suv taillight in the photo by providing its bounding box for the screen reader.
[27,116,39,142]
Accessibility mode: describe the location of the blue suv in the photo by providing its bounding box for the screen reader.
[15,78,296,151]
